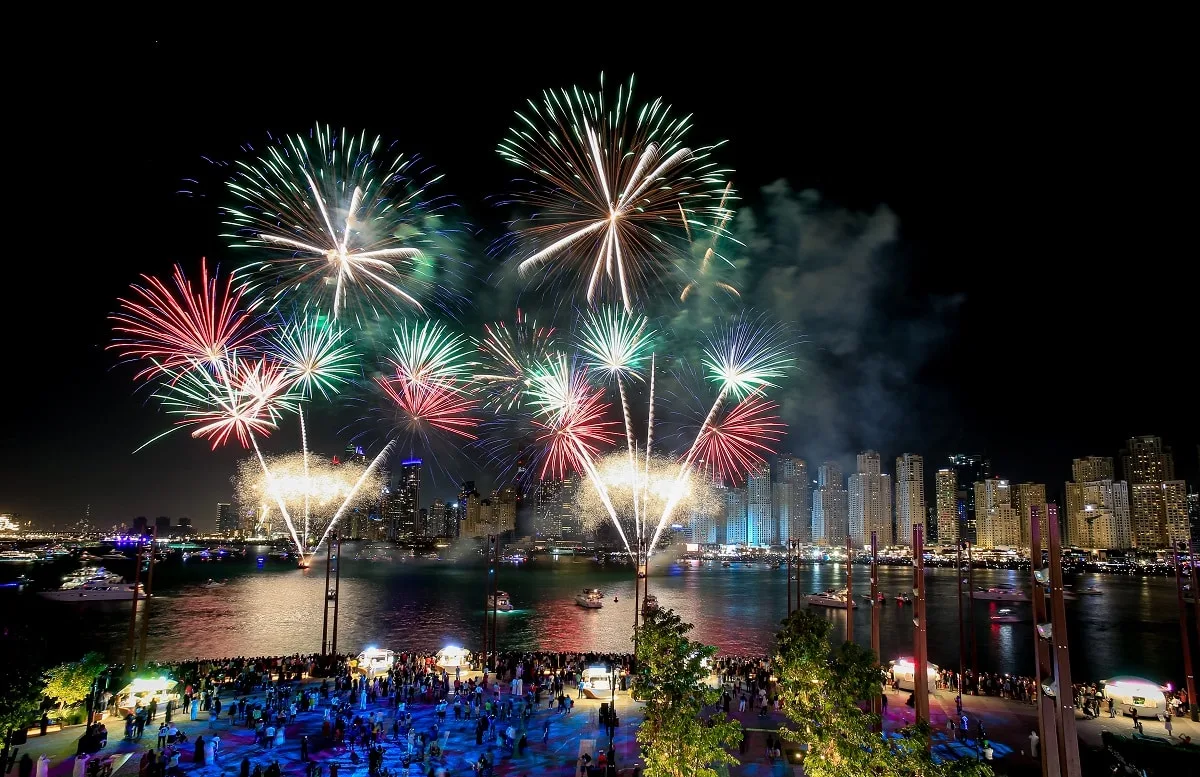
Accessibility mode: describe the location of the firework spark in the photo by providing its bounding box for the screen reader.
[577,452,716,533]
[679,182,743,302]
[376,376,478,440]
[224,124,458,321]
[576,306,653,382]
[269,316,358,399]
[499,75,731,311]
[110,258,266,379]
[474,310,558,411]
[702,317,794,401]
[693,397,786,485]
[384,319,473,390]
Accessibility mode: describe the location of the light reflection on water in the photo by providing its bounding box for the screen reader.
[22,549,1185,682]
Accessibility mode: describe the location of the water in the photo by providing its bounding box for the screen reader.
[1,545,1185,685]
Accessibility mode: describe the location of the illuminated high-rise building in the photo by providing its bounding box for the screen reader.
[494,485,518,534]
[812,462,848,546]
[215,504,236,536]
[1072,456,1115,483]
[746,461,774,546]
[773,455,810,545]
[1011,483,1047,547]
[948,454,991,543]
[1121,436,1176,548]
[724,486,748,545]
[849,451,891,548]
[534,478,564,538]
[935,469,959,545]
[390,459,421,538]
[975,479,1020,548]
[1065,479,1130,549]
[1165,481,1190,545]
[895,454,925,546]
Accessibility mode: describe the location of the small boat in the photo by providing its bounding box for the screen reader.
[972,586,1029,602]
[575,588,604,609]
[1071,586,1102,596]
[0,550,39,563]
[100,552,129,561]
[202,579,228,588]
[862,592,887,603]
[488,591,514,612]
[990,608,1023,624]
[642,594,659,614]
[40,580,146,601]
[895,593,911,604]
[721,561,732,568]
[807,589,857,609]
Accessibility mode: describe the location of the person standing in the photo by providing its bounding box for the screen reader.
[1028,730,1039,757]
[1164,714,1173,738]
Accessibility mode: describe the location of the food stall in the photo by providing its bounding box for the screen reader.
[889,658,939,691]
[353,647,395,676]
[435,645,470,672]
[116,676,179,715]
[1103,677,1168,716]
[580,664,613,699]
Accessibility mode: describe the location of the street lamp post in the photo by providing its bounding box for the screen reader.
[787,539,793,614]
[870,531,881,725]
[1030,507,1060,777]
[845,535,854,644]
[912,525,929,732]
[1173,542,1199,722]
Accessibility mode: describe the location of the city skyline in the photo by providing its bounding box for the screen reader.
[3,40,1197,530]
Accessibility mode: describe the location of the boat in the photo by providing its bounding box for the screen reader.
[861,592,887,603]
[60,567,125,590]
[40,580,146,601]
[721,561,732,568]
[895,593,911,604]
[100,552,130,561]
[972,586,1029,602]
[1070,586,1102,596]
[990,608,1023,624]
[0,550,40,563]
[488,591,514,612]
[202,579,228,588]
[575,588,604,609]
[807,589,857,609]
[642,594,660,613]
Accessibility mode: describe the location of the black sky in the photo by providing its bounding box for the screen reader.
[2,34,1194,530]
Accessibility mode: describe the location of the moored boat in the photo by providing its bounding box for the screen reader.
[40,580,146,601]
[488,591,514,612]
[990,608,1023,623]
[575,588,604,609]
[807,588,857,608]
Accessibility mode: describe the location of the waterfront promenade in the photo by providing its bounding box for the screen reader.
[12,669,1198,776]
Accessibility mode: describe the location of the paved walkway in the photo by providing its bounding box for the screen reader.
[12,676,1198,776]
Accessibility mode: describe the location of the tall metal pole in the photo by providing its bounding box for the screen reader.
[967,541,977,686]
[483,535,492,674]
[1173,543,1199,722]
[1189,538,1200,627]
[124,541,144,668]
[957,541,966,701]
[490,534,499,671]
[138,528,156,666]
[330,535,342,656]
[1030,507,1060,777]
[845,535,854,644]
[913,525,929,731]
[1046,504,1080,776]
[634,537,643,660]
[870,531,881,724]
[321,538,334,654]
[787,539,793,614]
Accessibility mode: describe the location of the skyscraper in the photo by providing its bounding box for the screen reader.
[724,486,748,545]
[895,454,925,546]
[156,515,173,537]
[1121,436,1176,548]
[773,455,811,545]
[428,499,453,538]
[1072,456,1115,482]
[534,478,564,539]
[1065,478,1130,549]
[1011,483,1047,547]
[974,479,1020,548]
[848,451,892,548]
[1164,480,1190,545]
[948,454,991,543]
[391,460,421,538]
[812,462,848,546]
[935,469,959,545]
[216,504,236,535]
[746,461,774,546]
[494,485,518,534]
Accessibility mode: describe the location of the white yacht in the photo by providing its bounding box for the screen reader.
[807,589,857,609]
[488,591,514,612]
[0,550,39,563]
[60,567,125,590]
[41,580,146,601]
[990,608,1022,623]
[575,588,604,609]
[971,586,1030,602]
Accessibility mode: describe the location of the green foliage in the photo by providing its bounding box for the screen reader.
[773,609,993,777]
[633,608,742,777]
[43,652,107,710]
[0,643,44,741]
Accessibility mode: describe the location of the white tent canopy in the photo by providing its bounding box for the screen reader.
[889,658,939,691]
[354,647,395,675]
[1103,677,1167,714]
[435,645,470,670]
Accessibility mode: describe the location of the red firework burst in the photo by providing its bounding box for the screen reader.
[376,376,478,440]
[694,396,786,484]
[110,257,267,379]
[533,382,620,479]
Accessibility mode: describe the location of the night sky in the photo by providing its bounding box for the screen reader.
[3,37,1195,530]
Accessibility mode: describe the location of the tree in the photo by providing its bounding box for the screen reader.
[633,607,742,777]
[0,640,45,773]
[43,652,107,710]
[774,609,993,777]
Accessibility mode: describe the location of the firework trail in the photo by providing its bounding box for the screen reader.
[267,316,358,545]
[692,397,786,485]
[315,439,396,552]
[224,124,459,322]
[679,182,743,302]
[474,310,557,411]
[577,306,653,537]
[110,258,267,379]
[376,375,478,440]
[499,74,731,311]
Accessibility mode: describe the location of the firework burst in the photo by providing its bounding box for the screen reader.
[224,124,460,322]
[383,319,473,389]
[268,316,358,399]
[499,74,731,311]
[679,182,743,302]
[702,316,794,401]
[693,397,786,485]
[576,306,653,382]
[375,376,478,441]
[474,310,557,411]
[577,452,716,533]
[110,258,267,379]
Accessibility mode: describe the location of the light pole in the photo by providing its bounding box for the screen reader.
[870,531,881,725]
[124,539,144,669]
[1173,542,1198,722]
[912,525,929,732]
[1030,507,1060,777]
[845,535,854,644]
[786,539,793,614]
[1033,504,1080,776]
